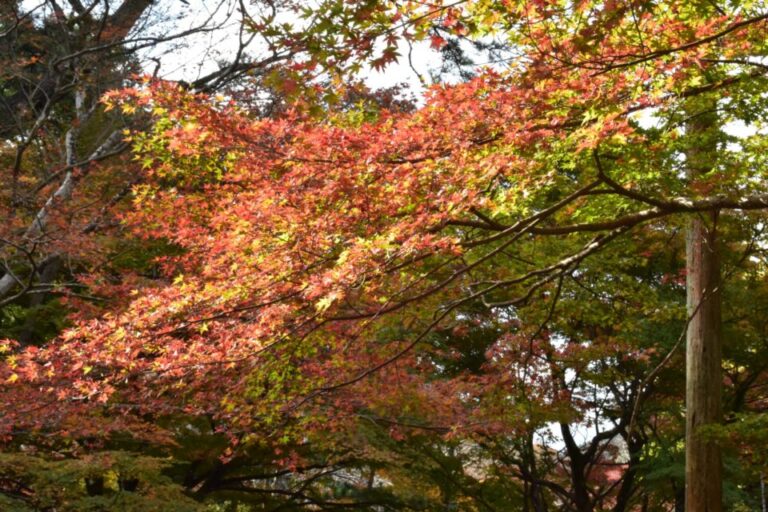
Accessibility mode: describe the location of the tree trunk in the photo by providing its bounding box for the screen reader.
[684,109,723,512]
[612,434,644,512]
[560,423,592,512]
[524,432,549,512]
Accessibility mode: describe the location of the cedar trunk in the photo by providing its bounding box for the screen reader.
[684,109,723,511]
[684,213,722,511]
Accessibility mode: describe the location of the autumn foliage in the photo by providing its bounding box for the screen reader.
[2,1,768,510]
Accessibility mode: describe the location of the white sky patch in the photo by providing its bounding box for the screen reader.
[723,119,760,138]
[364,39,434,96]
[141,1,440,102]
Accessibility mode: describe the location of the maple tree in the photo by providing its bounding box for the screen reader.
[0,0,298,327]
[0,2,405,510]
[2,0,768,510]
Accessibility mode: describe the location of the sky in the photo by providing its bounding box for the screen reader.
[150,0,438,98]
[65,0,435,101]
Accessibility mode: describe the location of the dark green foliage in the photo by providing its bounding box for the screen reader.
[0,451,202,511]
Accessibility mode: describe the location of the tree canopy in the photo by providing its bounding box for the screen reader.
[1,1,768,511]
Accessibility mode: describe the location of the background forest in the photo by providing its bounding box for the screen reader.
[1,1,768,511]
